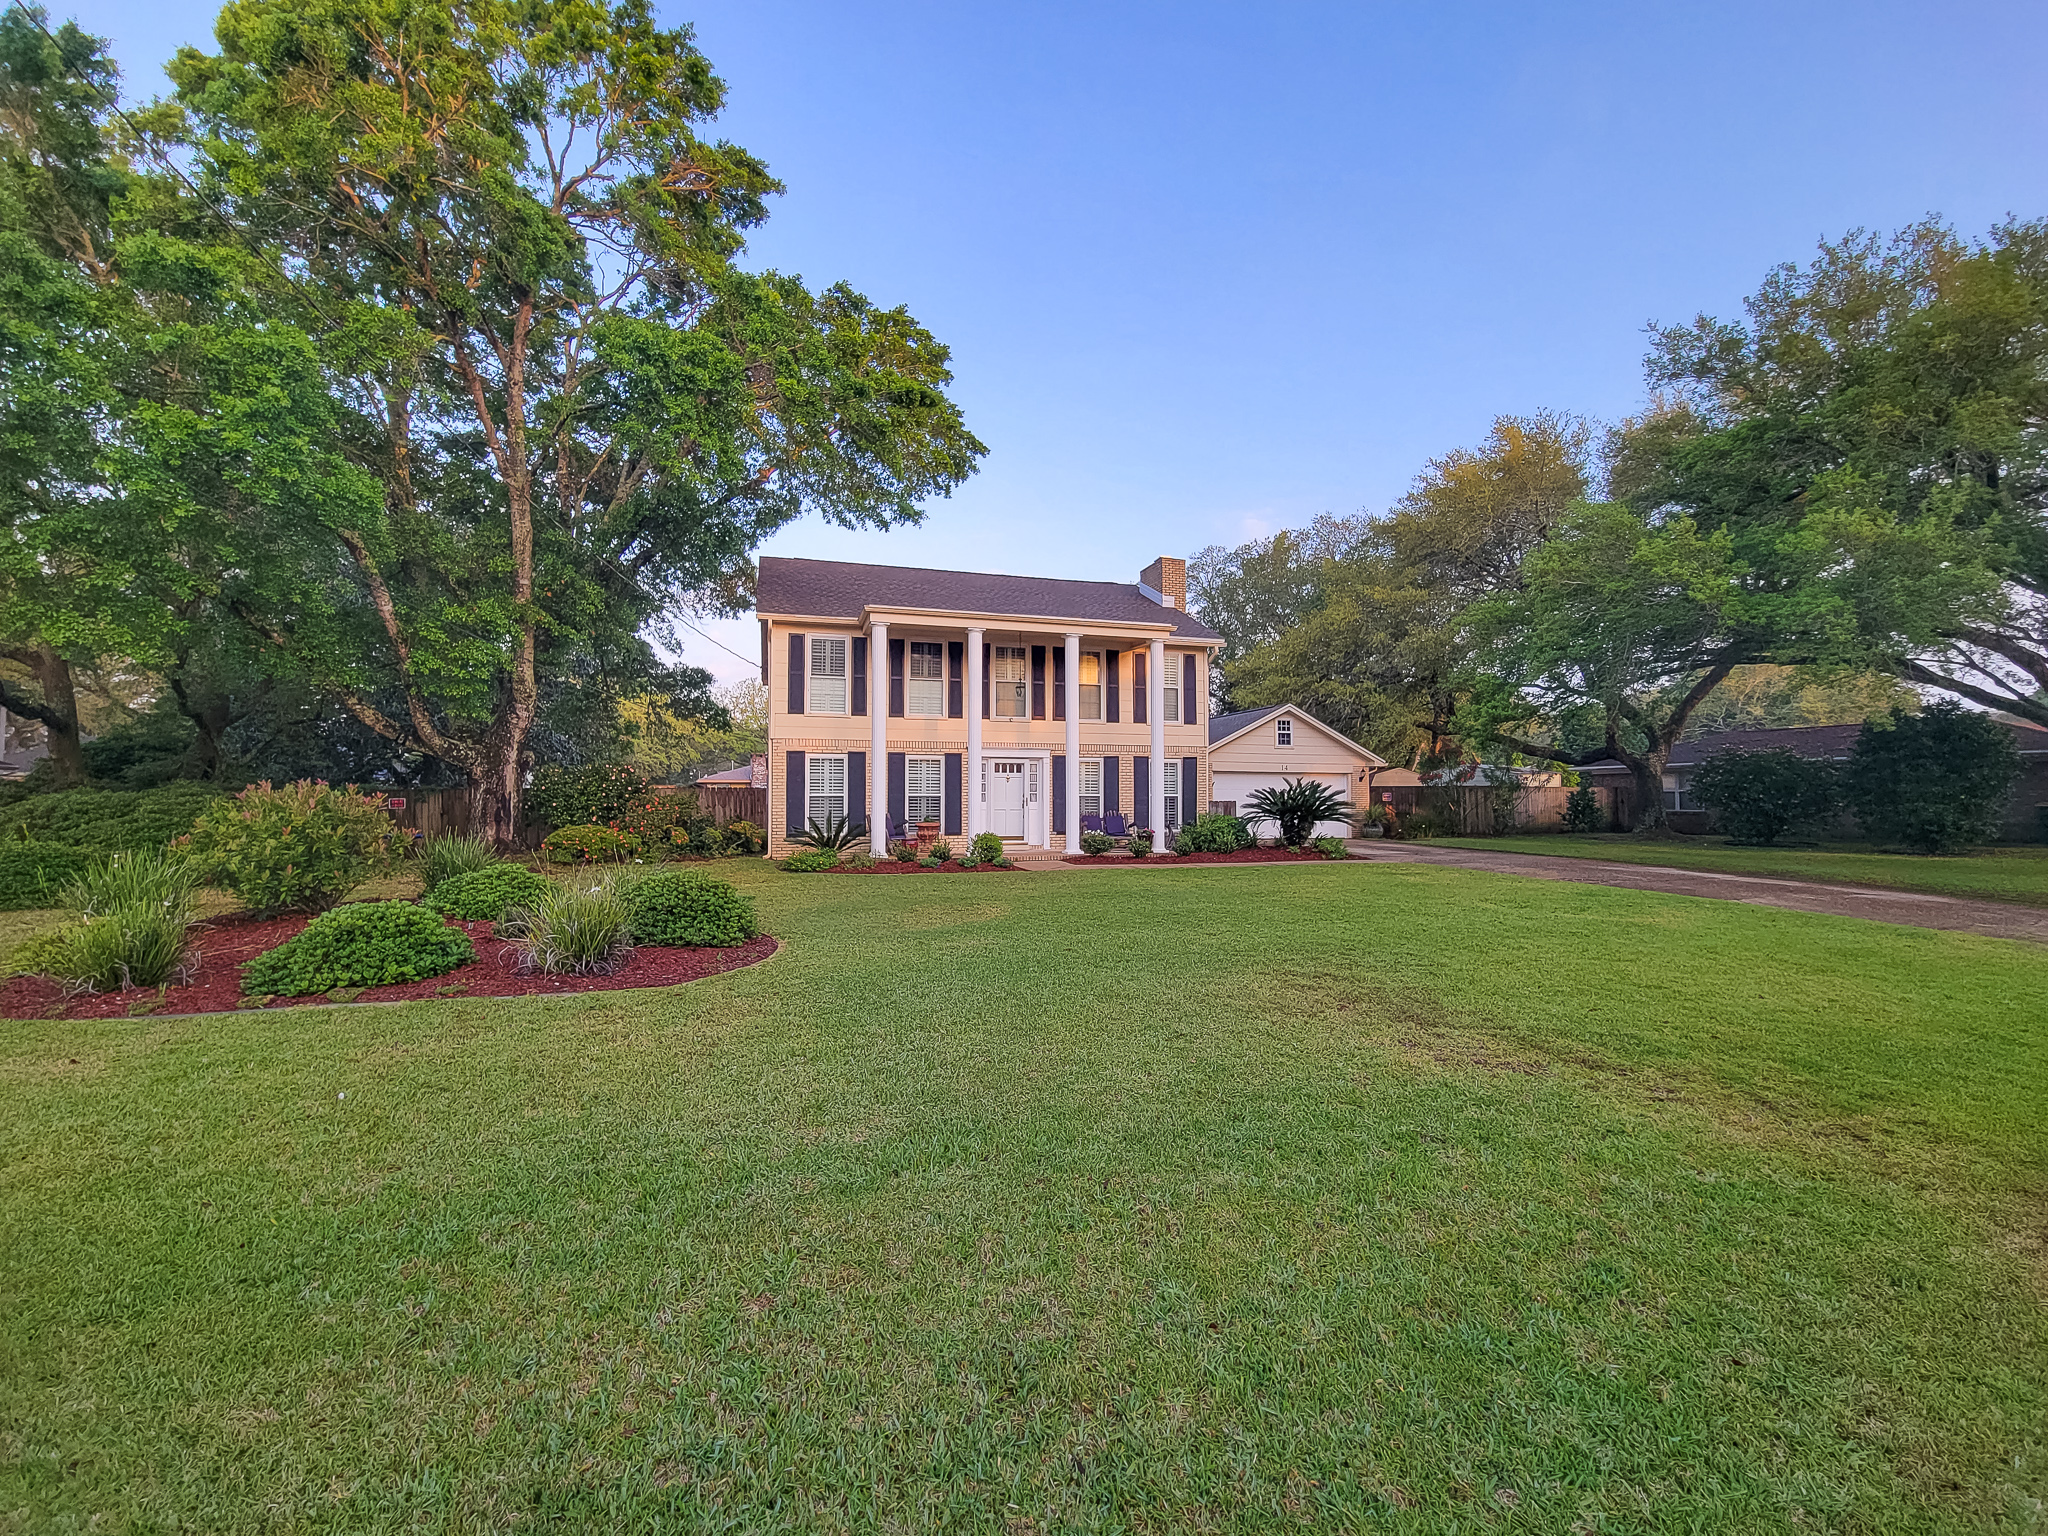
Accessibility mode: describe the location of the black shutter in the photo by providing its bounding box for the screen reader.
[889,638,906,717]
[1106,650,1120,722]
[1182,757,1197,823]
[785,750,806,833]
[787,634,805,714]
[1030,645,1046,719]
[1052,755,1067,835]
[981,643,991,719]
[1103,756,1120,821]
[942,753,962,835]
[1132,651,1148,725]
[1052,647,1066,720]
[1182,654,1197,725]
[887,752,906,839]
[947,642,964,717]
[851,637,868,717]
[1133,755,1150,826]
[848,751,866,832]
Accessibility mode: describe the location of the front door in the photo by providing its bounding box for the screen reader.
[990,760,1026,838]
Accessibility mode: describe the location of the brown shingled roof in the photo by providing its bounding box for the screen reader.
[755,556,1222,640]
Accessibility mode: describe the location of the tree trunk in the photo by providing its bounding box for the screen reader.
[1627,748,1671,833]
[29,645,84,786]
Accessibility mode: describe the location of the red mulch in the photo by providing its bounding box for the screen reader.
[0,912,778,1021]
[1062,848,1335,866]
[823,860,1026,875]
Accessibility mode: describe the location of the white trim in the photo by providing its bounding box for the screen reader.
[972,746,1056,849]
[1207,702,1387,766]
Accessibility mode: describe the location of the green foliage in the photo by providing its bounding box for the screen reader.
[1,782,224,852]
[417,833,497,894]
[1174,813,1252,854]
[497,877,631,975]
[625,870,758,948]
[969,832,1003,864]
[44,903,192,992]
[790,814,866,852]
[842,849,876,870]
[928,839,952,863]
[1124,828,1154,858]
[611,791,707,857]
[1844,703,2024,854]
[1313,836,1349,860]
[722,821,765,856]
[1242,779,1355,847]
[184,782,400,916]
[2,921,78,979]
[1558,785,1604,833]
[241,902,472,996]
[917,854,941,869]
[1689,750,1842,845]
[540,825,634,865]
[0,841,95,911]
[526,764,654,832]
[60,848,200,920]
[421,864,550,922]
[1076,831,1115,857]
[780,849,839,873]
[886,840,917,862]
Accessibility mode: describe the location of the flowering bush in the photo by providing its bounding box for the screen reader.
[541,824,634,864]
[612,791,708,857]
[525,762,651,830]
[183,781,400,916]
[722,821,765,856]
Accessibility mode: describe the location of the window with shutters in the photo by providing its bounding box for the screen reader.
[906,756,943,824]
[1163,659,1180,724]
[1164,780,1179,830]
[1276,717,1293,747]
[808,636,848,714]
[806,754,847,825]
[1079,652,1102,721]
[907,642,944,716]
[1079,758,1102,819]
[992,645,1028,718]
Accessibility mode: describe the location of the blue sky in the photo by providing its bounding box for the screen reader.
[74,0,2048,682]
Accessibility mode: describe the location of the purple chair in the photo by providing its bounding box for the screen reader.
[1102,812,1129,838]
[1080,813,1103,833]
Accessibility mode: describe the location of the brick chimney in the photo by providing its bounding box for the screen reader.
[1139,555,1185,610]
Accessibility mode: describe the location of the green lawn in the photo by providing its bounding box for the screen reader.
[3,861,2044,1532]
[1436,834,2048,907]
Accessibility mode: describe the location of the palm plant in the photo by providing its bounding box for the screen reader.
[790,814,868,852]
[1242,779,1355,847]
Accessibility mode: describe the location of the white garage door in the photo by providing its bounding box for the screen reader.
[1211,772,1355,839]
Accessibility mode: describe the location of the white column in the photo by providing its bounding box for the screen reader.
[869,620,889,854]
[1063,632,1081,853]
[965,627,984,839]
[1148,637,1167,852]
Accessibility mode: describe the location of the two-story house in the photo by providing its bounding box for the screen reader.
[756,554,1223,856]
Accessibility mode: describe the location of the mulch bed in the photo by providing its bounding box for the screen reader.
[821,860,1027,875]
[1063,848,1336,867]
[0,912,778,1021]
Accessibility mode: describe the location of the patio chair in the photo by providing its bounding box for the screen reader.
[1080,813,1102,833]
[1102,812,1129,838]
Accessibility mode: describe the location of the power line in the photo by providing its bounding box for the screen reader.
[672,612,759,671]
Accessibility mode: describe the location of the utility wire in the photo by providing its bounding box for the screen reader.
[672,612,760,671]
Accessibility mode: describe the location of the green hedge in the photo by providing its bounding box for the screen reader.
[242,902,473,996]
[422,863,550,922]
[0,842,98,911]
[626,870,758,947]
[0,782,225,854]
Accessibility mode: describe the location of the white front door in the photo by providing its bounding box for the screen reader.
[990,760,1027,837]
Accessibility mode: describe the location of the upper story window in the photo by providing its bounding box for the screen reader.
[1163,663,1180,724]
[1079,652,1102,721]
[992,645,1028,718]
[907,641,944,717]
[809,636,848,714]
[1275,717,1292,747]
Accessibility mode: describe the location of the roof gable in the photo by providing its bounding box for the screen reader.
[1208,702,1386,765]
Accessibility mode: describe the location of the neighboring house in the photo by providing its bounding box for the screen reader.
[755,555,1223,855]
[1206,704,1383,839]
[1580,719,2048,838]
[693,765,756,788]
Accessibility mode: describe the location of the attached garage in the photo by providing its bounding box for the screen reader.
[1207,704,1384,840]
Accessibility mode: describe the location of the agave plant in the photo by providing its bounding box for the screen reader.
[790,813,868,852]
[1242,778,1355,847]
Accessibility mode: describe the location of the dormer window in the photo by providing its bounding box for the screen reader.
[1276,717,1292,747]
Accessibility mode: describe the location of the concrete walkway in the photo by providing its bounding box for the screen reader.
[1349,840,2048,945]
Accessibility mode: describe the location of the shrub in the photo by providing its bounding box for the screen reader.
[1077,831,1115,856]
[497,876,631,974]
[0,841,97,911]
[418,832,497,893]
[1,781,225,854]
[957,855,981,869]
[1243,779,1354,847]
[843,849,877,870]
[1313,836,1348,860]
[184,782,400,917]
[917,854,941,869]
[1558,785,1603,833]
[791,813,867,852]
[781,849,839,872]
[928,839,952,863]
[3,923,79,979]
[722,820,765,856]
[46,904,193,992]
[1690,749,1840,845]
[887,839,918,862]
[613,791,706,858]
[1358,801,1392,829]
[969,832,1003,863]
[541,824,633,864]
[422,863,551,921]
[1175,813,1251,854]
[1845,702,2024,854]
[242,902,473,996]
[61,848,200,919]
[1125,828,1154,858]
[626,870,758,947]
[525,762,652,830]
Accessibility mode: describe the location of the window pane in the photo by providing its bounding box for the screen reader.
[992,645,1027,718]
[807,754,846,824]
[1164,684,1179,724]
[1080,760,1102,818]
[1276,718,1292,745]
[810,636,848,714]
[906,756,943,823]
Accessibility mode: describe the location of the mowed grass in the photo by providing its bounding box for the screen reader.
[1438,834,2048,907]
[1,861,2044,1534]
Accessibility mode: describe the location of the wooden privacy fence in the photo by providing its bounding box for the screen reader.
[1377,782,1639,835]
[686,782,768,826]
